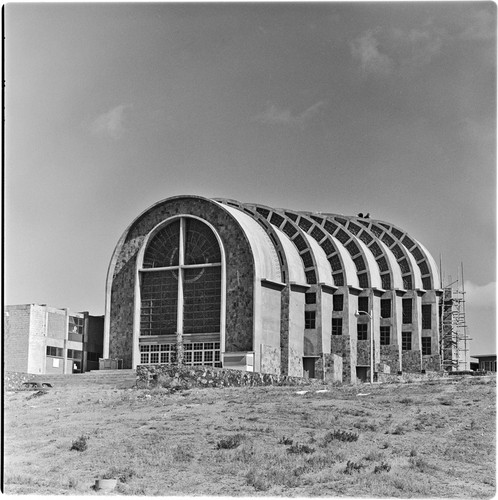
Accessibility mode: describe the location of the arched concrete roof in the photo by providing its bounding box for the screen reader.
[378,240,404,289]
[303,232,334,286]
[218,203,282,283]
[330,234,359,288]
[273,227,307,284]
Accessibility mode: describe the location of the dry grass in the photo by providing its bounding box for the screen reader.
[3,376,496,497]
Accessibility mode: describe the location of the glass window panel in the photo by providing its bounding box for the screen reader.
[143,220,180,268]
[184,218,221,265]
[183,267,221,334]
[140,271,178,336]
[160,352,169,363]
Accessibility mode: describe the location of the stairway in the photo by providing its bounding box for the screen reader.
[31,369,137,389]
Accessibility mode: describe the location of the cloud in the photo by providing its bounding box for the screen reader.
[459,9,495,41]
[464,281,496,310]
[351,26,442,77]
[89,104,132,140]
[253,101,327,127]
[350,29,393,77]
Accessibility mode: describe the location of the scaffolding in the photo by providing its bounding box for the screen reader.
[439,263,471,371]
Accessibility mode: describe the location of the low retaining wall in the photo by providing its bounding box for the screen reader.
[136,364,317,389]
[377,370,446,384]
[4,371,35,391]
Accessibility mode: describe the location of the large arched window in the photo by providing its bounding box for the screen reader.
[139,218,222,340]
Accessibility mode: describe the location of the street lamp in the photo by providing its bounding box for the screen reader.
[355,309,374,384]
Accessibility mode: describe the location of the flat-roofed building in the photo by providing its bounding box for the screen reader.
[4,304,103,374]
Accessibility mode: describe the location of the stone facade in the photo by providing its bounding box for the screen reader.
[380,345,401,372]
[402,350,422,372]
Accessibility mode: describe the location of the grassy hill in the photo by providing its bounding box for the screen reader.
[3,375,496,497]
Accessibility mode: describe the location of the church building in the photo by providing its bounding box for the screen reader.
[104,195,441,383]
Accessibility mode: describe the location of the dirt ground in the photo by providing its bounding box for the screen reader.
[3,375,496,497]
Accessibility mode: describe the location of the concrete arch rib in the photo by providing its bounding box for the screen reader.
[243,203,321,286]
[214,199,291,284]
[216,203,282,283]
[284,210,356,288]
[325,215,409,291]
[302,233,334,286]
[348,217,419,290]
[364,218,437,290]
[273,227,307,284]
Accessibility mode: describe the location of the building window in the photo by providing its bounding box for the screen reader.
[402,298,412,324]
[140,218,222,337]
[333,294,344,311]
[422,337,432,355]
[358,296,369,313]
[46,346,63,357]
[67,349,82,360]
[332,318,343,336]
[402,332,412,351]
[380,299,391,318]
[422,304,432,329]
[68,316,84,335]
[357,323,368,341]
[380,326,390,345]
[305,311,316,329]
[305,292,316,305]
[139,342,221,367]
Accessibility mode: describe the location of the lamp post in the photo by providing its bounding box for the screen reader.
[355,309,374,384]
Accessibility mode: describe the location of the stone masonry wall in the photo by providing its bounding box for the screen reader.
[402,350,422,372]
[380,345,400,373]
[136,364,315,389]
[422,354,441,372]
[4,371,35,391]
[356,339,370,366]
[109,197,256,368]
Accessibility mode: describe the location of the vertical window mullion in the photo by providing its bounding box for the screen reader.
[177,218,185,336]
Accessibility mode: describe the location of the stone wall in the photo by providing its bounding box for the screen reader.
[402,350,422,372]
[4,371,35,391]
[321,353,343,383]
[380,345,400,372]
[422,354,441,371]
[377,370,445,384]
[136,364,315,389]
[357,339,370,366]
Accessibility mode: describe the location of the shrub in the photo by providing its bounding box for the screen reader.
[246,468,270,491]
[70,435,88,452]
[322,430,359,445]
[399,397,413,404]
[409,456,432,473]
[287,443,315,454]
[374,462,391,474]
[216,434,244,450]
[344,461,364,474]
[278,436,293,445]
[391,425,405,435]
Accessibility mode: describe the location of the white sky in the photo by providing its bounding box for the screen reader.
[5,2,496,355]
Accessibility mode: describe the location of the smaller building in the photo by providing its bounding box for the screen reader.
[470,354,496,372]
[4,304,104,375]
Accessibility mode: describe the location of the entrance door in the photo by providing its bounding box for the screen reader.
[356,366,368,382]
[303,358,316,379]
